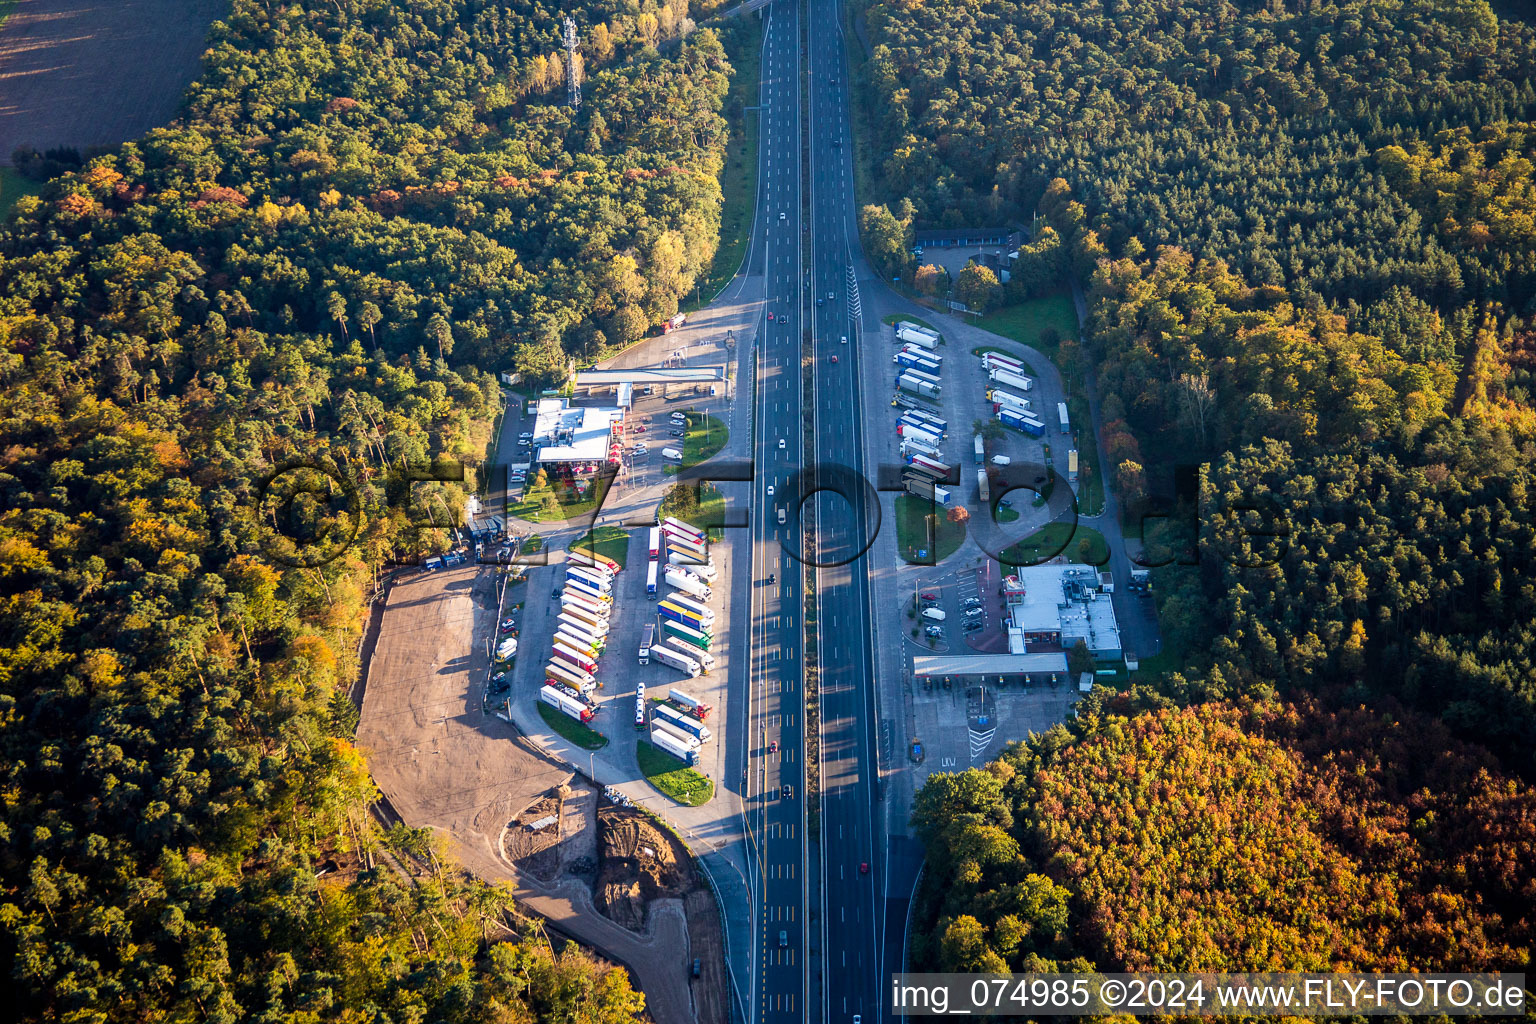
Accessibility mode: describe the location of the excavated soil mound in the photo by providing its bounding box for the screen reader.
[594,803,696,929]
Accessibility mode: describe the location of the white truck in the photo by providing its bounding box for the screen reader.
[665,568,712,601]
[540,684,595,723]
[638,623,656,664]
[667,550,717,580]
[896,322,941,349]
[651,643,702,678]
[545,660,597,696]
[668,639,715,673]
[668,687,713,718]
[650,724,701,764]
[989,366,1034,392]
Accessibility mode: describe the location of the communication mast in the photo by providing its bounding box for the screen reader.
[562,16,582,110]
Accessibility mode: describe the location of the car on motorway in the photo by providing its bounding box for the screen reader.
[830,355,838,363]
[767,484,775,496]
[859,862,868,874]
[779,930,788,947]
[779,211,786,221]
[779,438,786,449]
[768,740,778,753]
[840,334,847,344]
[781,784,793,799]
[816,297,823,307]
[691,958,702,978]
[828,291,834,300]
[767,312,775,322]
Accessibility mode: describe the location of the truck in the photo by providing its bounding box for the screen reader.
[1058,401,1071,434]
[663,517,705,543]
[565,565,614,591]
[662,618,713,651]
[988,388,1031,414]
[661,311,687,333]
[551,639,599,675]
[557,618,605,648]
[567,547,620,574]
[1129,569,1152,593]
[998,407,1045,437]
[649,725,700,764]
[989,366,1034,392]
[540,684,595,723]
[904,478,952,505]
[893,350,942,374]
[900,344,941,364]
[667,640,716,673]
[974,435,985,465]
[653,702,712,741]
[978,468,991,502]
[904,464,946,488]
[667,593,713,617]
[900,366,942,387]
[899,411,946,433]
[665,533,708,559]
[891,392,919,410]
[638,623,656,664]
[896,423,943,447]
[658,599,715,631]
[667,550,717,580]
[897,373,941,399]
[905,409,948,432]
[895,322,941,349]
[560,592,611,622]
[900,438,943,461]
[665,568,712,601]
[565,576,612,603]
[668,688,714,719]
[647,527,661,558]
[559,607,609,636]
[651,643,702,678]
[981,350,1026,374]
[906,453,952,480]
[545,660,598,696]
[645,560,659,599]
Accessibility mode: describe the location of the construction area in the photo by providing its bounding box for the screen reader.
[356,564,726,1024]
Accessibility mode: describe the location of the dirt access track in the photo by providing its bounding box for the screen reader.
[0,0,226,165]
[357,566,724,1024]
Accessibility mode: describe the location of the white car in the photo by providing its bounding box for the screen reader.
[779,211,786,221]
[840,335,847,344]
[778,439,786,450]
[767,485,775,496]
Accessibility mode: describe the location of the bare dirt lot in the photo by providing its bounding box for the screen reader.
[0,0,226,165]
[359,565,727,1023]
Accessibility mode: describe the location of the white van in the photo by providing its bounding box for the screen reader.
[662,448,684,461]
[778,508,786,524]
[921,607,946,623]
[991,455,1012,466]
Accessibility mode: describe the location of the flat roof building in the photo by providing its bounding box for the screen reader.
[1002,563,1123,662]
[532,398,625,466]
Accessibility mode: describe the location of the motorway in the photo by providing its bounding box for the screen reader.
[748,1,810,1022]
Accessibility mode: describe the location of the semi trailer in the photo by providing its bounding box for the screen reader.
[668,688,713,719]
[893,350,942,374]
[649,726,700,764]
[651,644,702,678]
[550,640,599,676]
[667,640,716,673]
[638,623,655,664]
[662,619,713,651]
[540,684,595,723]
[665,568,712,601]
[988,366,1034,392]
[653,703,712,741]
[658,599,714,632]
[545,661,597,696]
[998,407,1046,436]
[988,388,1031,414]
[904,478,953,505]
[897,373,941,399]
[646,560,658,599]
[666,550,717,580]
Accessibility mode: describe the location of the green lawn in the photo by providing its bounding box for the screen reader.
[661,481,726,538]
[537,700,608,750]
[682,413,728,467]
[566,526,629,569]
[507,472,614,523]
[693,17,763,304]
[636,739,714,806]
[999,522,1109,568]
[975,291,1079,358]
[0,167,42,219]
[894,494,967,564]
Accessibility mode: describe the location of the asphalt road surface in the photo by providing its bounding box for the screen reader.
[748,2,811,1022]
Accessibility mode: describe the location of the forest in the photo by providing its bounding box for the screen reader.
[0,0,734,1019]
[862,0,1536,974]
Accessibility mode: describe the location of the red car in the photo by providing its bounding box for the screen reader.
[830,355,838,363]
[767,312,775,322]
[768,740,778,754]
[920,591,938,601]
[859,862,869,874]
[632,425,645,433]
